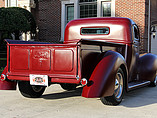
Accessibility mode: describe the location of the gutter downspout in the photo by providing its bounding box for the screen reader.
[148,0,151,53]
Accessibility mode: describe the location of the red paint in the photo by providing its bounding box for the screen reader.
[81,78,88,86]
[7,44,80,81]
[1,74,6,81]
[32,49,51,71]
[53,49,74,72]
[82,51,126,98]
[64,17,133,44]
[0,67,16,90]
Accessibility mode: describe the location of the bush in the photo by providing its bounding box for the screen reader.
[0,7,36,40]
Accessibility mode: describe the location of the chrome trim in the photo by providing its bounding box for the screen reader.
[114,72,123,99]
[128,81,150,89]
[154,75,157,85]
[76,75,80,80]
[125,44,128,60]
[1,74,6,81]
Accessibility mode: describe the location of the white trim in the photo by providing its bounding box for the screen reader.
[111,0,115,17]
[5,0,9,7]
[97,0,101,17]
[148,0,151,53]
[74,0,79,19]
[125,44,128,60]
[5,0,7,7]
[5,0,18,7]
[61,0,76,41]
[61,2,66,41]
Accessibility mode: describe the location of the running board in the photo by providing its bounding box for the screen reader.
[128,81,151,91]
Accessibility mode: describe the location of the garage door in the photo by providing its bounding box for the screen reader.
[151,25,157,55]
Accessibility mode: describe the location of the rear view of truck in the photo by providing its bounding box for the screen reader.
[3,39,81,97]
[0,17,131,105]
[1,17,156,106]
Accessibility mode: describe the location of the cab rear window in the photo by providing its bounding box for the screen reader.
[81,27,110,35]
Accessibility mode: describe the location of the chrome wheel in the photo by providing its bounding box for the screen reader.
[154,75,157,85]
[100,68,125,105]
[114,72,123,99]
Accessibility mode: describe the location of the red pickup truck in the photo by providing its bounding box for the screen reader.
[1,17,157,105]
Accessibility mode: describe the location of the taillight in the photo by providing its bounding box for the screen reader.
[81,78,87,86]
[1,74,6,81]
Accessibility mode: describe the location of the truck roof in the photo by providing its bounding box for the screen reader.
[64,17,135,44]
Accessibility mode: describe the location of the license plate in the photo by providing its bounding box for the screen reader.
[30,74,48,86]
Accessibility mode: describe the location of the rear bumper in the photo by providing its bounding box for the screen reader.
[7,74,81,84]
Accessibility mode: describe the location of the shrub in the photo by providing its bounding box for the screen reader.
[0,7,36,40]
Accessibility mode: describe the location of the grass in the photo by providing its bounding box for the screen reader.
[0,58,7,61]
[0,67,5,74]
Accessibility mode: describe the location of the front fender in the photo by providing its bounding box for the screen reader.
[82,50,127,98]
[139,53,157,82]
[0,66,16,90]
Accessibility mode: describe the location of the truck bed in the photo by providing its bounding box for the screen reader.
[6,40,81,84]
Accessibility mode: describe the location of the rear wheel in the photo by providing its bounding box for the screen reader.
[18,81,45,98]
[60,83,77,91]
[100,68,125,106]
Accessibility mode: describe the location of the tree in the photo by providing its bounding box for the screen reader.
[0,7,36,40]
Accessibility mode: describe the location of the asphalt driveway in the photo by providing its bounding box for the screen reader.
[0,84,157,118]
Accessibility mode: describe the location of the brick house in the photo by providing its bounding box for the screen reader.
[32,0,157,54]
[0,0,5,7]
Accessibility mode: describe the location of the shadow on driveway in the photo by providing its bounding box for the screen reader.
[121,86,157,107]
[41,87,83,100]
[41,85,157,107]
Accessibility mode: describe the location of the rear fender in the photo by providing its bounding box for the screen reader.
[138,53,157,82]
[82,50,127,98]
[0,66,16,90]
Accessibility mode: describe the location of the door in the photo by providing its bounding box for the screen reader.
[151,25,157,55]
[128,25,140,82]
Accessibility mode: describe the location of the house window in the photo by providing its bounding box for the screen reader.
[66,5,74,24]
[79,0,97,18]
[102,1,111,17]
[6,0,18,7]
[61,0,115,41]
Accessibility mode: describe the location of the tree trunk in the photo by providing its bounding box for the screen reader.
[15,31,20,40]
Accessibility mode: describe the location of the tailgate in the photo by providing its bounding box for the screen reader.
[6,40,80,80]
